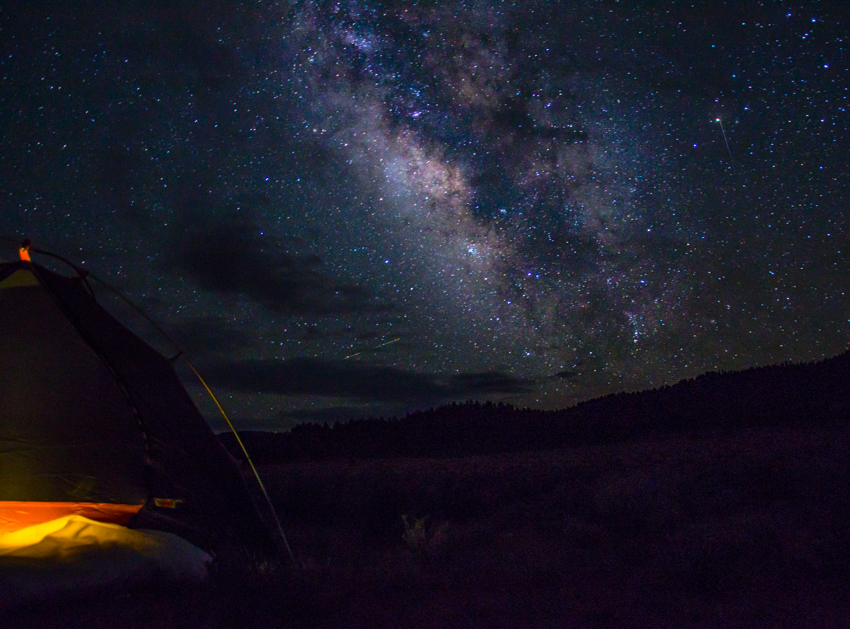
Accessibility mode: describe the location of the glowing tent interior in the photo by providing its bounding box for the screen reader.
[0,253,274,581]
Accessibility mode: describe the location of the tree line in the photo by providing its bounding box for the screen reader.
[220,350,850,463]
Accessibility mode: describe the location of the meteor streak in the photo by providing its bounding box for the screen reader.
[344,337,401,360]
[716,118,733,165]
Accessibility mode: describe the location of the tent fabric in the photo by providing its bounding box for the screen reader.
[0,515,211,608]
[0,260,273,554]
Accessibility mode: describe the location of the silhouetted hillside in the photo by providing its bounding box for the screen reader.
[220,350,850,462]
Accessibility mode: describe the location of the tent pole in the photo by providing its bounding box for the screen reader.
[184,359,294,561]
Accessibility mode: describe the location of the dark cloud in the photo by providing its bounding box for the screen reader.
[203,358,533,403]
[554,370,579,380]
[168,316,254,355]
[277,406,377,426]
[174,217,388,315]
[446,372,536,395]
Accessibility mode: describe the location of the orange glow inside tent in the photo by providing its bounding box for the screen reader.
[0,502,143,534]
[0,515,148,558]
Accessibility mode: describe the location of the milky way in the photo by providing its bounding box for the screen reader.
[1,1,847,428]
[265,2,715,401]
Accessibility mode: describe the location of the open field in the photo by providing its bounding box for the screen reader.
[6,424,850,627]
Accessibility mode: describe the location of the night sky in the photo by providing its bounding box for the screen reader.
[1,1,847,431]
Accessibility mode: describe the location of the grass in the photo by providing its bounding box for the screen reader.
[5,425,850,627]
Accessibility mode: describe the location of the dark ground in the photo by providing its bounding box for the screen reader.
[5,425,850,628]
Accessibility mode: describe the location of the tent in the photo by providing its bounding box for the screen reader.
[0,256,275,565]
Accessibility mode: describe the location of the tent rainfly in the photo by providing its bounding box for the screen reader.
[0,256,275,559]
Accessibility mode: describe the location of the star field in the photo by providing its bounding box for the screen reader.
[1,1,847,429]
